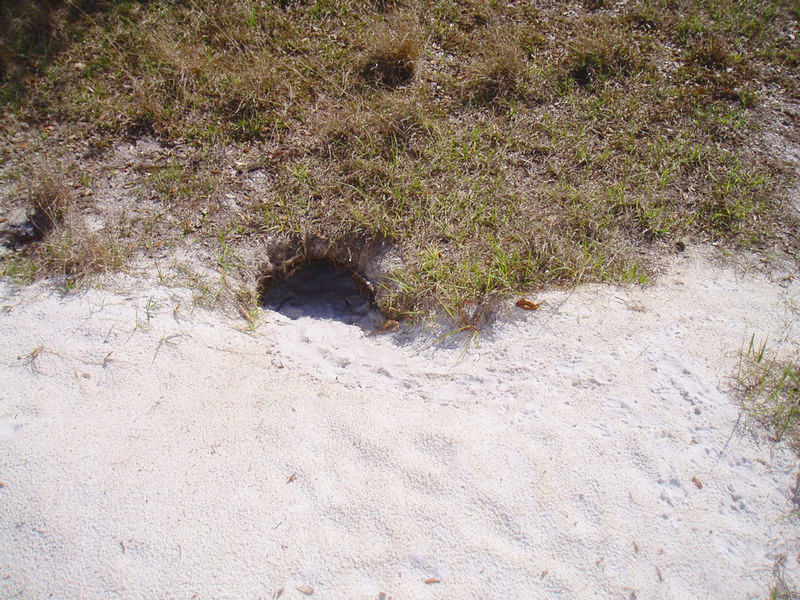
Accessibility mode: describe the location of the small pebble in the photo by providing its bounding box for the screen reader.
[296,585,314,596]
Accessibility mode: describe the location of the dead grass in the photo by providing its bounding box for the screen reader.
[1,161,127,282]
[27,166,71,234]
[464,29,529,104]
[688,33,734,70]
[360,14,421,88]
[564,28,643,87]
[38,215,126,279]
[0,0,798,319]
[1,1,67,84]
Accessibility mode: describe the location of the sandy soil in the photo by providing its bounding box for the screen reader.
[1,246,799,599]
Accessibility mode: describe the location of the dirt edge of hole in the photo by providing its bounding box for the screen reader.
[256,234,396,317]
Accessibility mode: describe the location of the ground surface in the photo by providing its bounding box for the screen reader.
[1,246,798,599]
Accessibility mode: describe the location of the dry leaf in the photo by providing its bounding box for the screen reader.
[296,585,314,595]
[691,476,702,489]
[540,570,548,578]
[424,578,440,585]
[381,319,400,331]
[287,473,297,483]
[515,298,542,311]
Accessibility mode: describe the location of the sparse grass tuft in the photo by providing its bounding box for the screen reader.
[737,336,800,454]
[2,163,126,283]
[464,31,529,103]
[770,555,800,599]
[321,96,429,159]
[27,166,71,234]
[565,29,640,87]
[37,215,126,279]
[360,15,421,88]
[688,33,733,71]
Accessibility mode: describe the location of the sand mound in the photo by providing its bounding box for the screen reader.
[1,247,798,599]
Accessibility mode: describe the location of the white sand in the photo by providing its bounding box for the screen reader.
[1,247,799,599]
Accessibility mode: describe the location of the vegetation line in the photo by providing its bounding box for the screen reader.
[0,0,798,321]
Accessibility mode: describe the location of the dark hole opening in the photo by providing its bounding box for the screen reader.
[0,211,48,250]
[259,260,382,328]
[362,58,415,88]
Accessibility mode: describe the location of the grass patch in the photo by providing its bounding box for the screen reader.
[360,13,421,88]
[26,165,72,235]
[463,28,530,104]
[1,0,799,320]
[1,161,127,283]
[564,29,642,88]
[738,336,800,454]
[37,215,126,279]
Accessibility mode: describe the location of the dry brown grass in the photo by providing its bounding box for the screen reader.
[360,14,421,89]
[564,28,643,87]
[0,1,61,83]
[26,167,72,234]
[320,95,429,160]
[688,33,733,70]
[37,215,126,278]
[2,162,127,282]
[464,29,529,104]
[0,0,798,318]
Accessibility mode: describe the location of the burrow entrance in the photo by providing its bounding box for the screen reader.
[259,260,384,328]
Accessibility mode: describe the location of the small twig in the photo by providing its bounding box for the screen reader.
[17,345,45,374]
[152,333,185,363]
[718,410,744,461]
